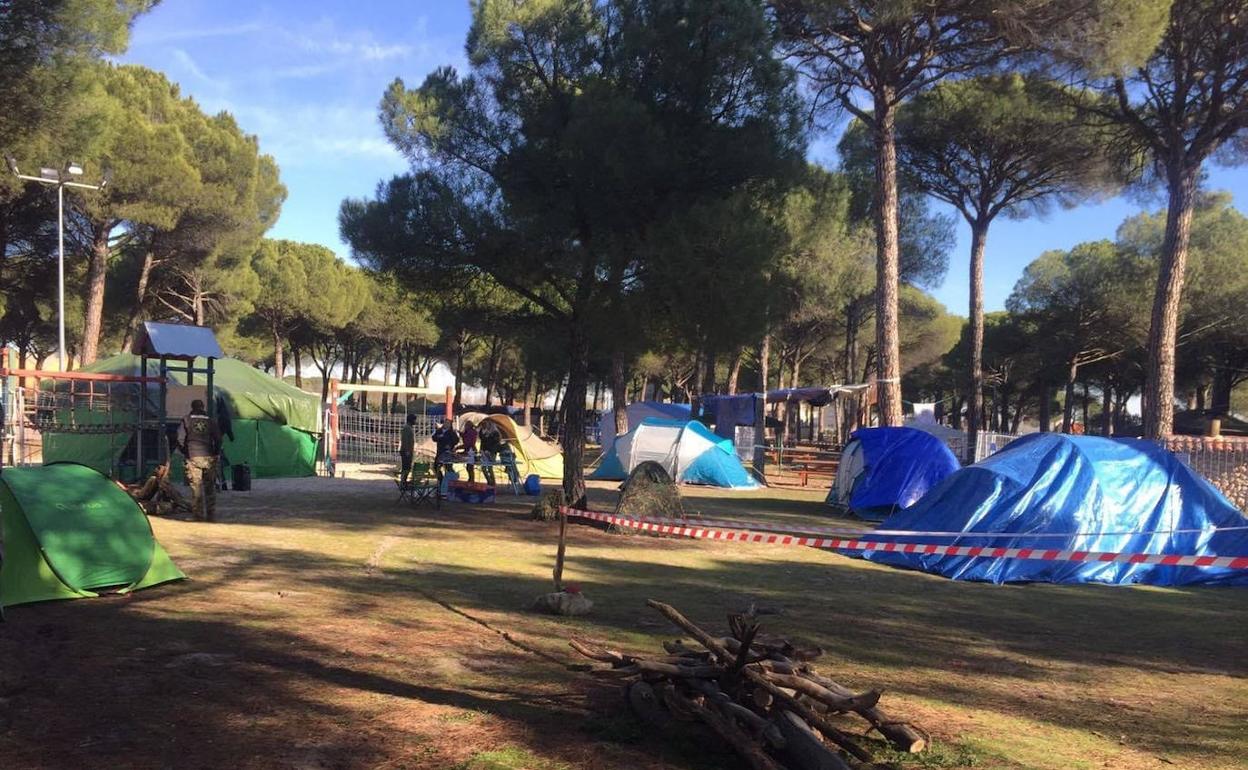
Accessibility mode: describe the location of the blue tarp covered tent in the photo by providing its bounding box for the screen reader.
[828,427,960,521]
[591,418,758,489]
[860,433,1248,586]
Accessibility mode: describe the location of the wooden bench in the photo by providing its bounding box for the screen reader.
[792,460,839,487]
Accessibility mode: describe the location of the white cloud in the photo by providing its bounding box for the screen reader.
[134,21,266,46]
[215,102,402,166]
[281,25,414,63]
[126,14,459,173]
[169,48,225,90]
[269,62,342,80]
[358,43,414,61]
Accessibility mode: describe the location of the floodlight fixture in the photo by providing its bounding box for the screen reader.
[7,155,108,371]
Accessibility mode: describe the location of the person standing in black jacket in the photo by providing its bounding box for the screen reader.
[431,419,459,490]
[478,420,503,486]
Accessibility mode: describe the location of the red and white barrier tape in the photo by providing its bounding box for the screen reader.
[583,513,1248,540]
[561,508,1248,570]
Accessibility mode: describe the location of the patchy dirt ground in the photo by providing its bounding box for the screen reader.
[1,476,1245,770]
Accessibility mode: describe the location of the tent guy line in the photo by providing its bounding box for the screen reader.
[561,508,1248,570]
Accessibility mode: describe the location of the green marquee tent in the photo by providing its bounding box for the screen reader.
[44,354,322,479]
[0,463,185,609]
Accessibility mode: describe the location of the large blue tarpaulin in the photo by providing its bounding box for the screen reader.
[701,394,762,439]
[861,433,1248,586]
[841,427,960,520]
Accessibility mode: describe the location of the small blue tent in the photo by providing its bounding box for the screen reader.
[828,427,960,521]
[860,433,1248,586]
[590,418,758,489]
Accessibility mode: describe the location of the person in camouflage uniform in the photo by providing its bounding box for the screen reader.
[179,399,222,521]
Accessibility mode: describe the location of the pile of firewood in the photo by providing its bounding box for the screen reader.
[124,463,191,517]
[569,600,926,770]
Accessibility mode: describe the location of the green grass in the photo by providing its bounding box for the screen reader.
[4,475,1244,770]
[454,747,570,770]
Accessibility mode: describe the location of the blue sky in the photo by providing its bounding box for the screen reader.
[120,1,1248,317]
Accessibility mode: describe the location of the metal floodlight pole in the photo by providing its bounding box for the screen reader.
[5,157,109,371]
[57,182,65,371]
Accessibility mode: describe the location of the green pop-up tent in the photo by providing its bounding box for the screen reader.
[44,353,322,479]
[0,463,185,608]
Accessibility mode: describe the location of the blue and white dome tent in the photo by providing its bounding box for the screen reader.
[591,418,758,489]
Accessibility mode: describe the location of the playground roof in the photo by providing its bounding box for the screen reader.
[132,322,223,360]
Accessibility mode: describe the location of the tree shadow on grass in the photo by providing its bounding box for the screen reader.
[210,482,538,533]
[326,543,1247,768]
[132,494,1248,769]
[0,564,727,769]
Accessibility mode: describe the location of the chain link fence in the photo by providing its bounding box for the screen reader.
[1164,436,1248,511]
[332,408,438,466]
[939,431,1247,511]
[943,432,1022,465]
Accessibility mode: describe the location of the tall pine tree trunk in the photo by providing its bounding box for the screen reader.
[271,323,284,379]
[1211,365,1233,415]
[484,335,501,406]
[1144,163,1200,438]
[1102,384,1113,436]
[80,221,113,366]
[702,346,717,396]
[610,352,628,436]
[381,355,390,414]
[521,368,534,426]
[453,337,465,411]
[965,220,988,464]
[121,248,156,351]
[726,348,743,395]
[1061,361,1079,433]
[561,327,591,507]
[759,333,770,392]
[293,346,303,388]
[871,91,903,426]
[1039,385,1051,432]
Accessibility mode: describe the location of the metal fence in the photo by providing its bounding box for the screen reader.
[1164,436,1248,511]
[331,408,438,466]
[940,431,1248,511]
[944,431,1021,464]
[2,377,147,477]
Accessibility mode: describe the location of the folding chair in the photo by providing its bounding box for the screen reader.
[395,471,415,504]
[408,461,440,509]
[498,450,521,495]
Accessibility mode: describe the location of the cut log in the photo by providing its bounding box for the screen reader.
[661,684,787,770]
[683,679,781,746]
[761,673,881,713]
[569,639,628,665]
[776,711,852,770]
[799,671,926,753]
[646,600,873,763]
[627,681,673,729]
[572,600,927,769]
